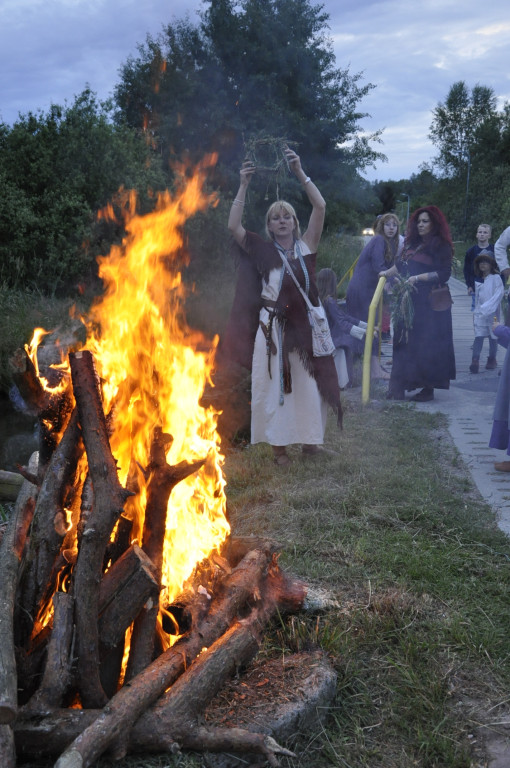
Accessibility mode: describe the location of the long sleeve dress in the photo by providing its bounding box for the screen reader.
[489,324,510,455]
[389,242,456,394]
[221,232,341,446]
[346,234,396,321]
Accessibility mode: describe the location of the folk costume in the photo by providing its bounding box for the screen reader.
[388,241,456,397]
[489,324,510,455]
[346,234,397,322]
[223,231,341,446]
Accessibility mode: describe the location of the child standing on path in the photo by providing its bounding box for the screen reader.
[470,252,504,373]
[463,223,494,310]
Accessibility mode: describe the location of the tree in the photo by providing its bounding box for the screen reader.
[0,90,166,294]
[429,81,497,178]
[114,0,384,230]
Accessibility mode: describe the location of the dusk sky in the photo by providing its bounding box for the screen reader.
[1,0,509,182]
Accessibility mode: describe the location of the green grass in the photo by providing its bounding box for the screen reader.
[0,283,87,393]
[14,387,510,768]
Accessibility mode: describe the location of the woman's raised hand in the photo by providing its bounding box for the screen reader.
[284,146,301,174]
[240,160,256,187]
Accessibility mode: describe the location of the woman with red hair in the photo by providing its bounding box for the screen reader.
[380,205,456,401]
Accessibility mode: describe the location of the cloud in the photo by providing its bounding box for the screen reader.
[1,0,509,181]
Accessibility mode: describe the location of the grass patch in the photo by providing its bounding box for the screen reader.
[0,284,87,394]
[15,392,510,768]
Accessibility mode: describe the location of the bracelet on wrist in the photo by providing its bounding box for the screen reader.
[302,176,311,185]
[232,199,245,207]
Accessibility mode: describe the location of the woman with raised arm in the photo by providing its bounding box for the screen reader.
[225,146,341,465]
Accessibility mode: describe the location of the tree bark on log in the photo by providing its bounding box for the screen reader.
[49,547,272,767]
[98,544,159,647]
[21,592,75,716]
[14,562,307,767]
[0,497,35,726]
[16,408,82,648]
[10,346,74,480]
[103,514,133,568]
[126,426,205,681]
[69,350,132,709]
[0,724,16,768]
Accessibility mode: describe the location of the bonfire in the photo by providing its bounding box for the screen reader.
[0,159,335,768]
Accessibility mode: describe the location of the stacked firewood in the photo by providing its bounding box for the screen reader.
[0,347,317,768]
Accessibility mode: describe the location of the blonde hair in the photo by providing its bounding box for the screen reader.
[477,223,492,235]
[374,213,400,264]
[265,200,301,240]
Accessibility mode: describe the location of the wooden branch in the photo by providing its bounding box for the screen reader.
[0,497,35,726]
[9,347,48,413]
[0,725,16,768]
[126,426,205,680]
[16,408,82,648]
[69,350,132,709]
[51,546,272,768]
[98,544,159,647]
[14,561,306,766]
[21,592,74,716]
[103,515,133,568]
[10,346,74,479]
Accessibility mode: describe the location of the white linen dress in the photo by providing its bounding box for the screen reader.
[250,241,328,446]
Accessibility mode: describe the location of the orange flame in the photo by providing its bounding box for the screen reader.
[82,155,229,610]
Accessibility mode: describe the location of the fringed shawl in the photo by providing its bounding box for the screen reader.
[220,232,342,426]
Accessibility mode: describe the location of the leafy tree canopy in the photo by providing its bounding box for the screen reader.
[0,90,166,294]
[114,0,384,229]
[429,80,497,177]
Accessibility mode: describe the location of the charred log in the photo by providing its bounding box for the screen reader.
[0,497,35,726]
[126,426,205,680]
[69,350,132,708]
[21,592,74,716]
[49,547,272,767]
[15,408,82,648]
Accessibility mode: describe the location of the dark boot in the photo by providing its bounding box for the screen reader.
[469,358,479,373]
[410,387,434,402]
[486,357,497,370]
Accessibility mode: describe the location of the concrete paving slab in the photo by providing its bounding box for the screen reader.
[380,276,510,534]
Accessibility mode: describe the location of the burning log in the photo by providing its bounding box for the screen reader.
[4,168,339,767]
[9,345,73,479]
[0,497,35,727]
[97,544,158,648]
[15,407,82,648]
[51,546,272,767]
[69,349,133,708]
[13,562,315,767]
[126,426,206,680]
[21,592,74,716]
[0,725,15,768]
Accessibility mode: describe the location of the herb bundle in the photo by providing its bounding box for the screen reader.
[390,275,416,341]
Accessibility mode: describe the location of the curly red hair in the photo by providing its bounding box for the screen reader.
[406,206,453,261]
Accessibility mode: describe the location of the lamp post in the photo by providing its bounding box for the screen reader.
[400,193,410,231]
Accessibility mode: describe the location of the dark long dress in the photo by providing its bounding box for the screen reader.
[489,324,510,454]
[389,244,456,394]
[346,234,395,321]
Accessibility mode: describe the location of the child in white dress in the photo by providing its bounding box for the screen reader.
[470,251,504,373]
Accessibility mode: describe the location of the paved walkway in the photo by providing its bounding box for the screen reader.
[381,276,510,535]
